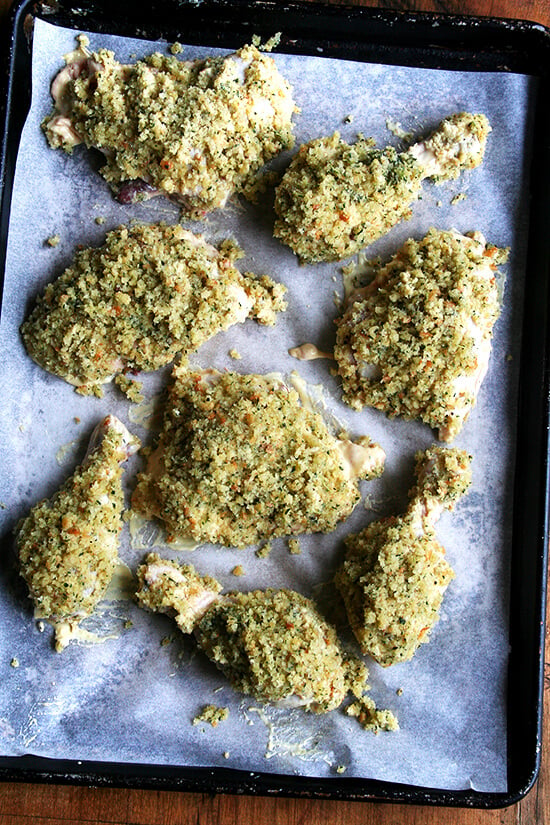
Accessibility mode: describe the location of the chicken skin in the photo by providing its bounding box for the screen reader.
[16,415,140,650]
[273,112,490,262]
[43,38,296,217]
[21,223,286,397]
[335,446,471,667]
[131,366,385,548]
[334,228,507,441]
[136,553,371,714]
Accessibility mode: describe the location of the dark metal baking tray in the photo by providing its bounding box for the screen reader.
[0,0,549,808]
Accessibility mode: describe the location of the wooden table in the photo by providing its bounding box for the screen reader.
[1,0,549,822]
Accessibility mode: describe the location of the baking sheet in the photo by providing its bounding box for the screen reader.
[0,16,537,792]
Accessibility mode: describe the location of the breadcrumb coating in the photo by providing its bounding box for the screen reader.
[273,113,490,262]
[345,696,400,732]
[274,133,422,262]
[336,516,455,667]
[193,705,230,727]
[196,589,352,712]
[131,367,385,548]
[135,553,222,634]
[334,228,507,441]
[43,42,296,216]
[16,416,139,645]
[135,553,372,714]
[21,223,286,395]
[335,446,471,667]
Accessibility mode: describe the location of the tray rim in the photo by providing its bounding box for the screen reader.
[0,0,549,809]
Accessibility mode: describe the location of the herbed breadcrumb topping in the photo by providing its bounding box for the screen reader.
[16,420,137,624]
[335,228,507,440]
[135,554,372,715]
[335,515,455,666]
[115,374,144,404]
[44,43,296,216]
[420,112,490,182]
[345,696,399,732]
[20,223,286,395]
[411,444,472,508]
[273,113,490,263]
[335,446,471,667]
[192,704,230,727]
[273,132,423,262]
[131,367,383,548]
[196,589,361,712]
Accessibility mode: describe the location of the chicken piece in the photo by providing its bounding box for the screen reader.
[132,366,385,548]
[135,553,372,714]
[335,446,471,666]
[334,228,508,441]
[16,415,140,650]
[273,112,490,262]
[43,37,296,217]
[20,223,286,396]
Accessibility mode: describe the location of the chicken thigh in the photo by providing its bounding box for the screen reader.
[136,553,369,713]
[335,446,471,666]
[21,223,286,396]
[16,415,139,650]
[334,227,507,441]
[131,365,385,548]
[273,112,490,262]
[43,37,296,217]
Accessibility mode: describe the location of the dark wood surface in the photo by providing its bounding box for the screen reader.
[1,0,549,822]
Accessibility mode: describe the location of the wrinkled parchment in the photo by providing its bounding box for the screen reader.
[0,17,537,792]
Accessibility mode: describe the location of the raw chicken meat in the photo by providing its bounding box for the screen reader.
[43,37,296,217]
[135,553,394,721]
[273,112,490,262]
[131,366,385,548]
[20,223,286,397]
[334,228,508,441]
[335,446,472,667]
[16,415,140,650]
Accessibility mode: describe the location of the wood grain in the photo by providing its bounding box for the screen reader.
[0,1,549,823]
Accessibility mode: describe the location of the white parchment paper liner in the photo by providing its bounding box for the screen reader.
[0,17,538,792]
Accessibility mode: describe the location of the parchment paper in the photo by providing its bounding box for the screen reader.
[0,17,537,792]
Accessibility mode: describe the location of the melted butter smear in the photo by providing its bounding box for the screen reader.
[53,621,119,652]
[127,510,198,551]
[45,561,137,651]
[128,396,161,430]
[247,706,334,766]
[55,438,79,465]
